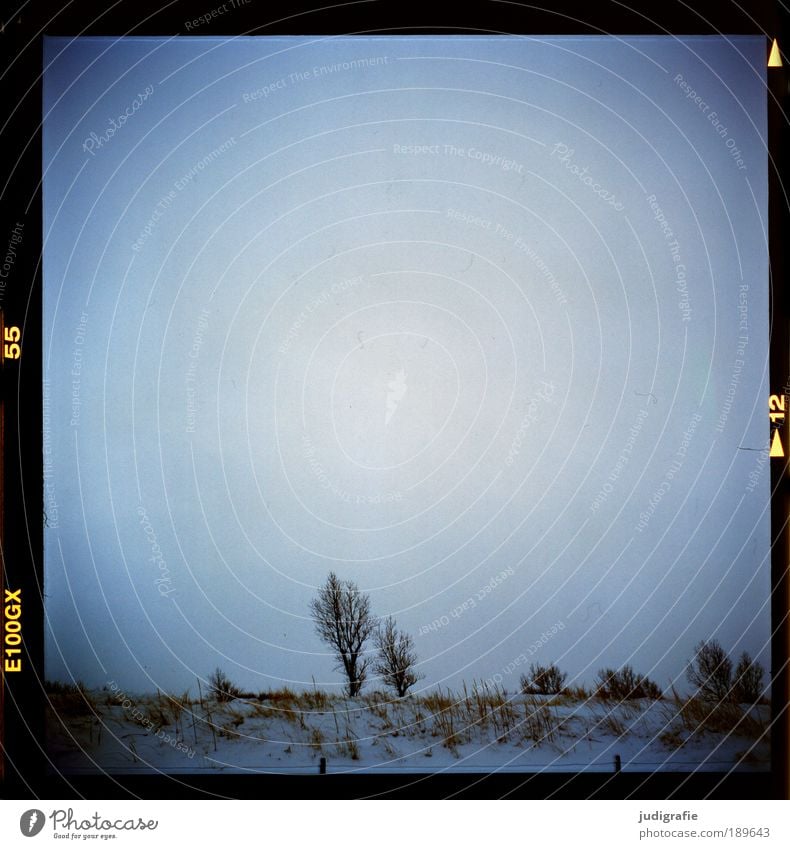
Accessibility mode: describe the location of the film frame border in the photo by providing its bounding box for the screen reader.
[0,0,787,800]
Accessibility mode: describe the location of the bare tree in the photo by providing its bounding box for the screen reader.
[732,651,765,704]
[686,639,732,702]
[310,572,375,697]
[374,616,423,698]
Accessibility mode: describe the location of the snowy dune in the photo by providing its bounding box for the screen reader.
[46,686,770,776]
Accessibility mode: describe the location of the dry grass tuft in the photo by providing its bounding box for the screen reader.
[49,683,98,718]
[309,727,324,751]
[422,688,455,714]
[520,695,559,743]
[334,721,361,759]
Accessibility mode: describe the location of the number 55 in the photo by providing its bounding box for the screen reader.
[4,325,21,360]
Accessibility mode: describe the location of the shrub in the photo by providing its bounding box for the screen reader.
[639,676,664,701]
[595,665,662,700]
[207,667,241,702]
[732,652,765,704]
[520,662,567,695]
[686,639,732,702]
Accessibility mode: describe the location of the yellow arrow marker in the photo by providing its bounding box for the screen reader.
[770,428,784,457]
[768,38,782,68]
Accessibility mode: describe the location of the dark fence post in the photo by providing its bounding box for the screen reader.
[319,756,327,775]
[614,754,621,773]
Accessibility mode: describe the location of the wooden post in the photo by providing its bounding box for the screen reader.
[614,754,621,773]
[319,756,327,774]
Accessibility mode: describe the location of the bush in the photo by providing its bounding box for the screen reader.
[686,639,732,702]
[639,676,664,701]
[520,662,567,695]
[595,665,662,700]
[207,667,241,702]
[732,652,765,704]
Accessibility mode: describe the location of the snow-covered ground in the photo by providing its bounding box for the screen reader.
[46,688,770,775]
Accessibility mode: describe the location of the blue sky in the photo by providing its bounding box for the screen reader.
[43,35,770,699]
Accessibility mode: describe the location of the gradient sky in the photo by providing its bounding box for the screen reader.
[43,35,770,701]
